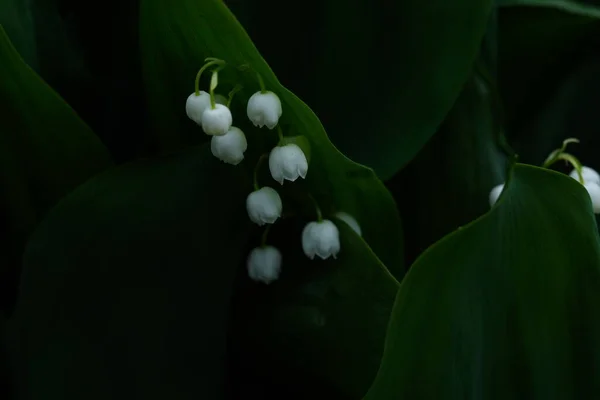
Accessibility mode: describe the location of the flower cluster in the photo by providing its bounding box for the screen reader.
[488,138,600,214]
[186,58,362,284]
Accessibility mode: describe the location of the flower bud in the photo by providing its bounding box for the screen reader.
[247,246,282,284]
[247,91,282,129]
[584,182,600,214]
[185,91,211,124]
[211,127,247,165]
[201,104,233,136]
[334,212,362,237]
[569,166,600,185]
[246,187,283,225]
[489,183,505,207]
[268,144,308,185]
[302,219,340,260]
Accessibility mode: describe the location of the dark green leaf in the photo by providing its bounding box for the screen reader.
[389,71,506,264]
[139,0,404,277]
[229,222,399,399]
[308,0,494,179]
[0,0,37,68]
[0,25,112,313]
[498,2,600,130]
[12,144,251,399]
[364,164,600,399]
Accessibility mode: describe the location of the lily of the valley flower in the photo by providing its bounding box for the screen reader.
[202,104,232,136]
[302,219,340,260]
[489,183,505,207]
[185,91,211,124]
[569,166,600,185]
[247,91,282,129]
[211,127,247,165]
[246,187,283,225]
[584,183,600,214]
[334,211,362,237]
[247,246,282,284]
[269,143,308,184]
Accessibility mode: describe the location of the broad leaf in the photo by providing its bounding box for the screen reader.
[0,0,37,68]
[229,221,399,399]
[388,69,506,264]
[139,0,403,277]
[310,0,494,179]
[364,164,600,399]
[498,1,600,130]
[12,144,251,399]
[0,26,112,313]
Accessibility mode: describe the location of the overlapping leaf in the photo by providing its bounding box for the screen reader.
[0,26,112,313]
[12,144,251,399]
[364,164,600,399]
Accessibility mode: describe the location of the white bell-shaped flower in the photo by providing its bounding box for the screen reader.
[210,127,247,165]
[247,91,282,129]
[201,104,232,136]
[247,246,282,284]
[584,182,600,214]
[246,187,283,225]
[302,219,340,260]
[185,91,211,124]
[334,211,362,237]
[269,144,308,185]
[214,93,228,106]
[489,183,505,207]
[569,166,600,185]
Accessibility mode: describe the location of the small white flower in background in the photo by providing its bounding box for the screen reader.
[201,104,232,136]
[489,183,505,207]
[214,93,228,106]
[210,127,247,165]
[334,211,362,237]
[247,91,282,129]
[185,91,211,124]
[269,144,308,184]
[302,219,340,260]
[584,183,600,214]
[569,166,600,185]
[247,246,282,284]
[246,187,283,225]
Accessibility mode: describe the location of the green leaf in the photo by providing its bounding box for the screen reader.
[0,25,112,313]
[498,2,600,130]
[0,0,37,68]
[364,163,600,399]
[388,70,506,264]
[310,0,494,179]
[139,0,404,277]
[229,222,399,399]
[12,144,251,399]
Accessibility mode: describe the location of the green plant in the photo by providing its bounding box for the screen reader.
[2,0,600,399]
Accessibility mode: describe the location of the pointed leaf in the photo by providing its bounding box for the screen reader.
[364,164,600,399]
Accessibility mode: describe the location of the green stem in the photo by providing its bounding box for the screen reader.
[261,225,272,246]
[542,138,580,168]
[194,59,224,96]
[227,84,243,108]
[545,152,584,184]
[257,72,267,93]
[253,154,268,191]
[277,125,284,142]
[307,194,322,222]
